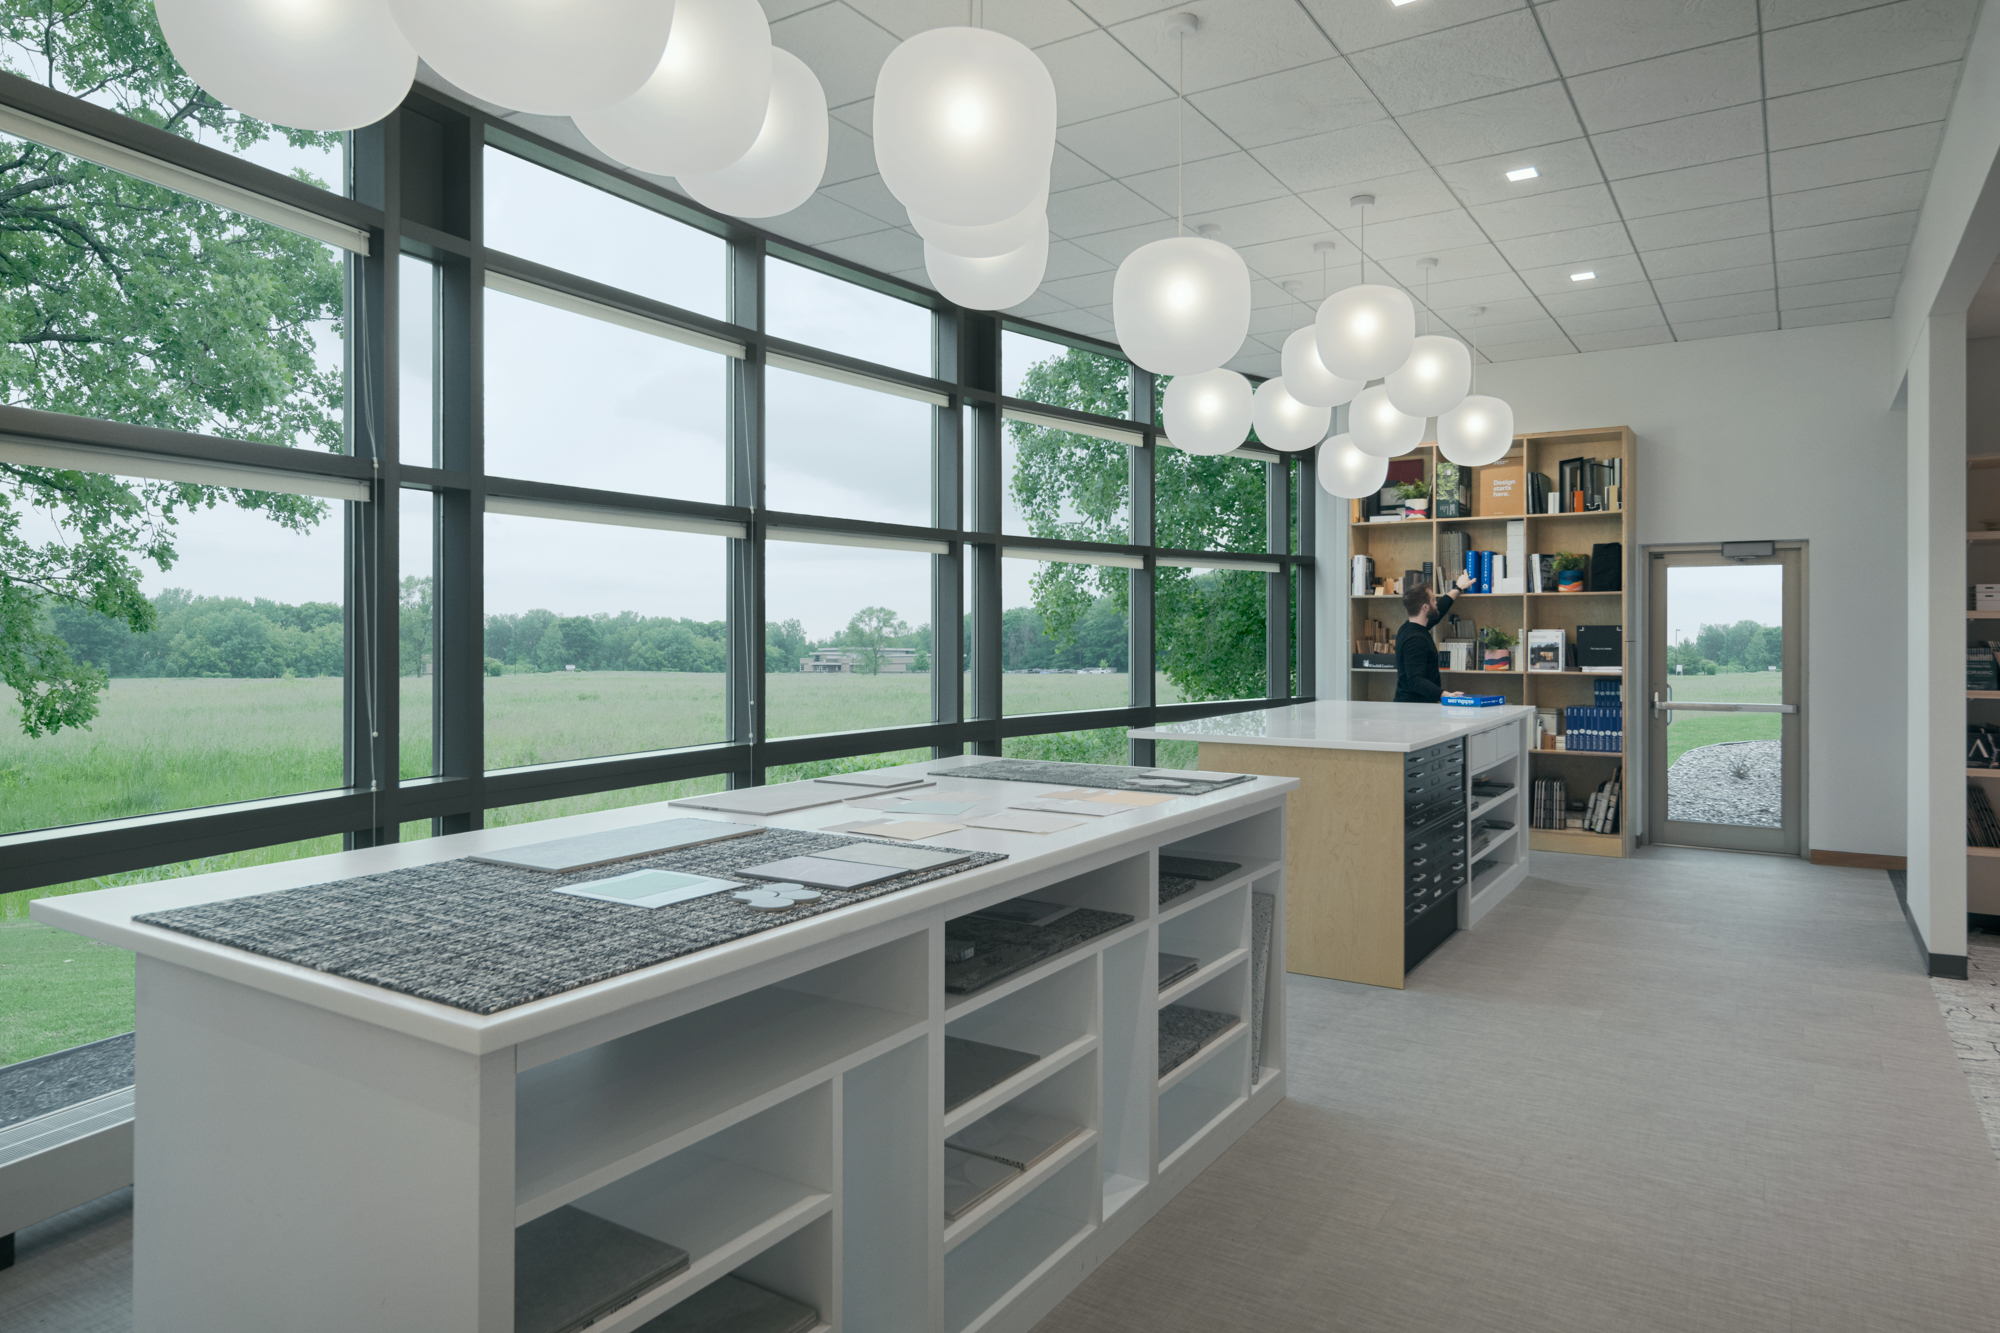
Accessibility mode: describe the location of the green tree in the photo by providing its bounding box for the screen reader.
[843,605,907,675]
[0,4,344,736]
[399,576,433,677]
[765,618,808,673]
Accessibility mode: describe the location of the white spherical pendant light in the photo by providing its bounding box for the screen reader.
[678,50,828,219]
[387,0,675,115]
[874,28,1056,228]
[1251,378,1332,453]
[1280,325,1363,408]
[910,188,1049,259]
[1112,237,1252,377]
[573,0,773,176]
[924,216,1049,311]
[1315,283,1417,383]
[1164,368,1253,457]
[1348,384,1427,458]
[1437,395,1517,467]
[155,0,415,131]
[1385,334,1472,418]
[1318,433,1390,500]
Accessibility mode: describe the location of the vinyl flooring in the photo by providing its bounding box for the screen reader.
[5,848,1998,1332]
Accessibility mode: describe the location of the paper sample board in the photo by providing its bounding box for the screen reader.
[739,855,904,890]
[944,1145,1020,1221]
[813,772,931,790]
[471,818,761,873]
[825,819,965,841]
[553,870,747,910]
[965,811,1087,834]
[671,784,849,816]
[515,1205,689,1333]
[947,1106,1082,1173]
[1010,798,1132,817]
[815,842,971,872]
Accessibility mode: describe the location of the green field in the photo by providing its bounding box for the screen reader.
[1663,670,1784,767]
[1,669,1198,1065]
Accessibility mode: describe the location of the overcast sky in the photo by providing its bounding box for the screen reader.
[1666,565,1784,643]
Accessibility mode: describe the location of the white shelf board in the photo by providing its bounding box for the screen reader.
[1157,948,1248,1009]
[1469,787,1517,821]
[1157,1020,1246,1096]
[1158,856,1281,923]
[1468,856,1515,902]
[942,1031,1097,1138]
[1158,1084,1245,1173]
[947,1207,1096,1333]
[1102,1170,1146,1219]
[944,920,1141,1018]
[573,1157,833,1333]
[943,1129,1098,1253]
[516,988,917,1220]
[1469,825,1519,863]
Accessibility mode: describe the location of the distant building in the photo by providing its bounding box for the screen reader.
[800,647,920,674]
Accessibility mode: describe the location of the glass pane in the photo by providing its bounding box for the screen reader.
[1003,338,1130,542]
[764,745,934,785]
[1003,728,1128,764]
[401,490,435,778]
[484,147,724,319]
[5,472,347,837]
[482,515,727,766]
[765,542,932,738]
[0,133,344,450]
[1003,331,1128,413]
[1152,738,1200,771]
[1664,564,1784,828]
[400,256,437,466]
[766,368,931,525]
[768,258,931,375]
[1156,565,1266,704]
[489,776,729,831]
[1157,451,1269,554]
[1002,562,1130,717]
[484,287,726,502]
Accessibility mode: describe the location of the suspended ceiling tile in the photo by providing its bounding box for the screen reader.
[1442,297,1550,331]
[818,226,928,275]
[1070,0,1182,25]
[1772,211,1919,259]
[759,192,889,246]
[1775,244,1908,286]
[1296,168,1463,225]
[1768,123,1944,194]
[763,0,832,18]
[1470,313,1568,343]
[1566,36,1763,134]
[1042,271,1118,309]
[1437,139,1603,206]
[1124,152,1293,215]
[843,0,1097,46]
[1190,58,1389,148]
[1539,278,1660,314]
[822,118,879,186]
[1346,10,1560,117]
[1518,254,1650,295]
[1655,265,1775,303]
[1110,0,1338,92]
[1003,291,1077,320]
[1591,104,1766,180]
[1494,221,1633,270]
[1609,155,1768,218]
[1762,0,1979,98]
[1393,82,1583,164]
[771,4,901,108]
[1762,0,1898,25]
[1047,180,1170,236]
[1468,183,1622,240]
[1778,272,1902,309]
[1663,291,1778,324]
[1236,235,1345,283]
[1364,209,1491,260]
[1058,101,1238,178]
[1248,275,1302,309]
[1226,347,1284,378]
[1185,195,1337,249]
[1770,170,1930,229]
[1070,219,1184,267]
[1482,336,1578,362]
[1428,285,1543,322]
[820,174,908,227]
[1252,120,1431,194]
[1038,29,1174,124]
[1377,243,1519,285]
[1249,304,1307,336]
[1780,296,1895,327]
[1536,0,1759,75]
[828,97,873,133]
[1638,233,1773,280]
[1571,326,1676,352]
[1624,197,1772,249]
[1302,0,1527,54]
[1558,303,1669,335]
[1050,144,1111,191]
[1673,311,1780,339]
[1765,62,1962,150]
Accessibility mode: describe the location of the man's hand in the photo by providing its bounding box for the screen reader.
[1443,691,1466,698]
[1454,571,1474,592]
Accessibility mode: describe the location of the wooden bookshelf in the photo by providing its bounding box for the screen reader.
[1970,446,2000,909]
[1348,427,1638,858]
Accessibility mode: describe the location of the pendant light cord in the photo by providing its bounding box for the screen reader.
[1176,30,1185,236]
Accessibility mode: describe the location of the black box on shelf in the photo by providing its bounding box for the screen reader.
[1353,653,1397,669]
[1576,625,1622,669]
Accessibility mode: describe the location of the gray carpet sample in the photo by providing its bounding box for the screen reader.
[1159,1004,1238,1077]
[1159,874,1202,907]
[136,830,1006,1015]
[515,1206,689,1333]
[944,1035,1040,1111]
[930,758,1253,796]
[632,1275,817,1333]
[942,908,1135,995]
[0,1032,135,1132]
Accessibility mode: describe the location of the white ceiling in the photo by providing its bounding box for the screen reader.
[445,0,1982,375]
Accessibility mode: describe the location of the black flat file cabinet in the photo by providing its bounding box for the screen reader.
[1404,739,1468,972]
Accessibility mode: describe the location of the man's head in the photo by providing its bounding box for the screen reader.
[1403,582,1436,625]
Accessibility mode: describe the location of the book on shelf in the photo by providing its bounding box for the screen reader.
[1526,628,1566,672]
[1351,554,1374,595]
[1495,520,1527,593]
[1969,784,2000,849]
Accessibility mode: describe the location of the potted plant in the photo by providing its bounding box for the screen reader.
[1395,479,1430,518]
[1554,551,1587,591]
[1481,626,1516,671]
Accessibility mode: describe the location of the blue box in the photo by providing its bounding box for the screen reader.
[1443,695,1505,707]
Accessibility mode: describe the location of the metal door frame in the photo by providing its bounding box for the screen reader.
[1644,541,1808,856]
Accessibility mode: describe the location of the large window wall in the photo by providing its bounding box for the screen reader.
[0,75,1315,1063]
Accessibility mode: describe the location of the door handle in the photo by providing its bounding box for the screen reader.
[1652,693,1798,718]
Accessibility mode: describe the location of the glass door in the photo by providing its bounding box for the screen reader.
[1645,545,1803,854]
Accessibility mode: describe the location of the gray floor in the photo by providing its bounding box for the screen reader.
[5,848,1998,1332]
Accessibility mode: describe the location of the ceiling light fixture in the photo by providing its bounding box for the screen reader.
[574,0,775,176]
[1391,0,1421,7]
[1316,194,1417,383]
[156,0,417,131]
[1437,307,1517,467]
[1505,166,1539,182]
[387,0,675,115]
[1385,257,1470,419]
[677,48,829,218]
[1571,270,1596,282]
[1283,241,1365,408]
[1164,367,1255,456]
[1251,377,1332,452]
[1319,433,1391,499]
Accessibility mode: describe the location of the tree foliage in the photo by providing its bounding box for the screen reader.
[0,3,344,735]
[1669,620,1781,675]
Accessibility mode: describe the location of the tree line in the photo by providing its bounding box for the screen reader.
[1668,620,1782,675]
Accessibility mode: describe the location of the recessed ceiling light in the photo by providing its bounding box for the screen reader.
[1506,166,1539,182]
[1570,271,1596,282]
[1392,0,1419,6]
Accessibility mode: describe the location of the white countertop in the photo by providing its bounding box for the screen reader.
[1130,701,1537,753]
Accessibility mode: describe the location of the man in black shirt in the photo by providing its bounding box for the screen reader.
[1394,570,1476,703]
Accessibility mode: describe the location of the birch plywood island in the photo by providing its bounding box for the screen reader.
[1133,702,1533,988]
[31,755,1292,1333]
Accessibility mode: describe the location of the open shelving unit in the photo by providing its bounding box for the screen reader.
[1967,452,2000,912]
[1349,426,1638,857]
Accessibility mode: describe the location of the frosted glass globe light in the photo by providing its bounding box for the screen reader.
[678,50,827,219]
[924,215,1049,311]
[387,0,675,115]
[1385,334,1472,418]
[1348,384,1427,458]
[1164,369,1253,457]
[1251,378,1332,453]
[1280,326,1363,408]
[1315,283,1416,383]
[573,0,773,176]
[874,28,1057,228]
[155,0,415,131]
[1112,237,1252,377]
[1318,434,1391,500]
[1437,395,1517,467]
[911,188,1049,259]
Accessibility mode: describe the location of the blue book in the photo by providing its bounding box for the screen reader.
[1441,694,1504,707]
[1479,551,1492,594]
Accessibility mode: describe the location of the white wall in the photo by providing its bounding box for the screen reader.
[1411,320,1906,857]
